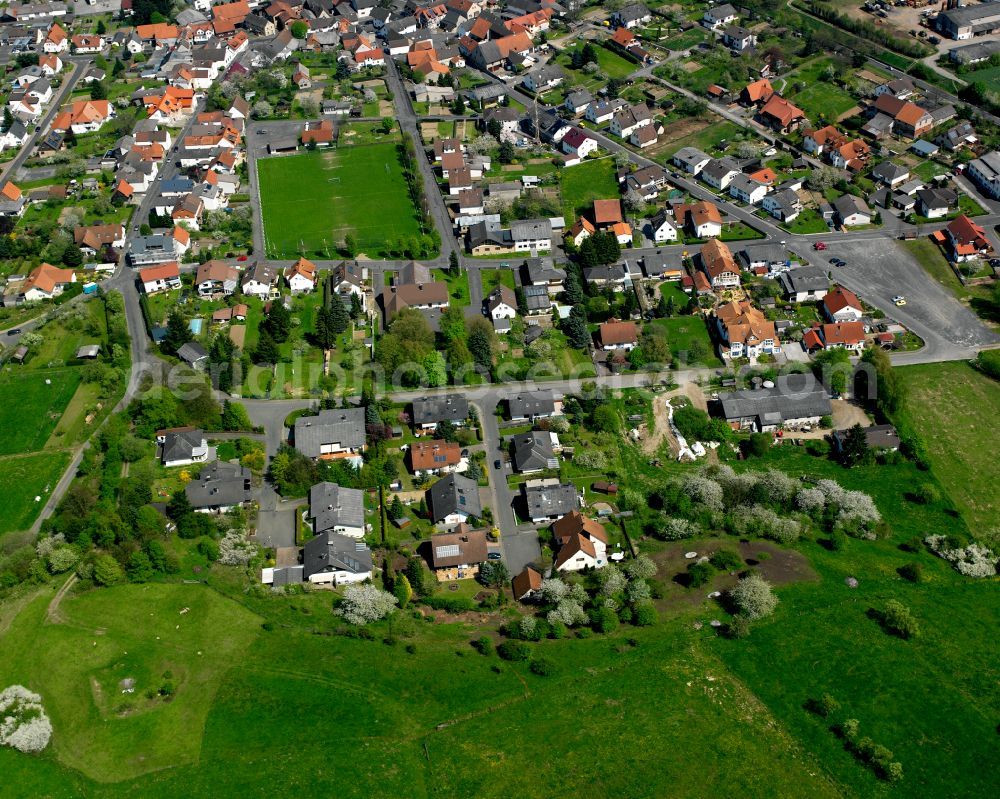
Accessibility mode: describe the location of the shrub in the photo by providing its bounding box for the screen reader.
[729,573,778,620]
[423,595,475,612]
[529,657,556,676]
[497,640,531,662]
[806,693,841,718]
[877,600,919,639]
[197,537,220,562]
[626,554,657,580]
[909,483,940,505]
[589,605,619,633]
[897,562,923,583]
[633,602,658,626]
[471,636,493,655]
[686,561,715,588]
[724,614,751,639]
[709,549,743,572]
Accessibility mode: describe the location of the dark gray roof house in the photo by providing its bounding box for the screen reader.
[777,265,828,299]
[716,373,832,431]
[302,532,373,581]
[521,480,579,522]
[293,407,366,459]
[309,482,366,535]
[511,432,558,473]
[185,461,252,511]
[160,428,206,466]
[411,394,469,427]
[427,473,482,524]
[508,389,558,420]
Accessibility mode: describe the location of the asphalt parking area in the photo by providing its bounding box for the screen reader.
[822,239,999,355]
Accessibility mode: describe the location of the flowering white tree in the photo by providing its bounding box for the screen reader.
[682,474,724,512]
[656,516,699,541]
[547,599,588,627]
[599,564,627,597]
[757,470,798,505]
[925,536,999,578]
[519,616,538,639]
[336,585,398,625]
[48,546,79,574]
[626,554,657,580]
[795,488,826,514]
[729,574,778,620]
[35,534,65,559]
[0,685,52,754]
[539,578,569,604]
[835,491,881,529]
[218,530,258,567]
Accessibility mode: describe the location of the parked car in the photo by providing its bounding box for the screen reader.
[813,242,827,251]
[893,295,907,306]
[6,328,21,335]
[487,552,503,560]
[494,459,502,469]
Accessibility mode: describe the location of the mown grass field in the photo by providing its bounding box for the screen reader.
[0,450,71,534]
[0,369,81,456]
[258,145,423,259]
[895,362,1000,535]
[559,157,619,223]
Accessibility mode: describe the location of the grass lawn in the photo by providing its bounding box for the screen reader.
[481,268,516,292]
[0,368,82,456]
[258,144,423,259]
[433,268,470,307]
[788,81,859,122]
[0,450,71,534]
[895,361,1000,534]
[559,158,618,223]
[782,207,830,235]
[0,584,260,782]
[649,315,721,366]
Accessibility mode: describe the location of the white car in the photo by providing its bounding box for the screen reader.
[892,295,907,306]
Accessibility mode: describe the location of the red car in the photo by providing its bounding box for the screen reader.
[813,242,827,251]
[237,255,249,261]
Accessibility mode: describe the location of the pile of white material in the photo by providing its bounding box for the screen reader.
[0,685,52,753]
[666,399,706,462]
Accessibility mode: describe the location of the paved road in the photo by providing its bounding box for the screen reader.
[0,57,90,183]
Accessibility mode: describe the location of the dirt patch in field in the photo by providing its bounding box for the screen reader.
[679,60,702,74]
[647,539,818,614]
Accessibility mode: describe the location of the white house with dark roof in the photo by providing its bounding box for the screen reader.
[309,482,366,538]
[293,408,367,462]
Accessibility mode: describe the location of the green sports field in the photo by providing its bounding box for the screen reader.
[258,145,424,259]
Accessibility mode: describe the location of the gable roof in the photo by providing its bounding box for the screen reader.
[822,286,862,315]
[592,198,623,225]
[294,407,366,458]
[760,95,804,127]
[410,439,461,471]
[552,509,608,545]
[302,531,372,579]
[429,525,489,568]
[598,319,638,346]
[309,481,365,532]
[412,394,469,425]
[427,473,482,522]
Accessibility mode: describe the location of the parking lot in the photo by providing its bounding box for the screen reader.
[823,238,999,360]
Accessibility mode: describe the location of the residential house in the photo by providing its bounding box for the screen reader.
[195,260,239,296]
[723,25,755,52]
[412,394,470,433]
[759,95,805,133]
[874,77,915,100]
[700,239,740,289]
[241,261,278,298]
[521,479,579,524]
[286,257,317,293]
[938,121,977,152]
[965,150,1000,199]
[158,427,209,467]
[916,187,957,219]
[942,214,990,261]
[703,3,738,29]
[561,127,598,158]
[185,461,251,513]
[428,525,488,579]
[552,510,608,572]
[740,78,774,107]
[761,188,802,222]
[0,182,25,217]
[522,63,562,93]
[611,4,651,29]
[564,89,593,116]
[139,262,181,294]
[512,566,542,600]
[309,482,366,538]
[700,157,741,190]
[832,424,900,453]
[293,407,367,460]
[51,99,114,134]
[673,146,711,176]
[870,94,933,139]
[511,431,559,474]
[521,257,565,295]
[329,261,366,311]
[729,173,769,205]
[427,473,482,527]
[676,201,722,238]
[409,440,462,476]
[833,194,871,227]
[585,97,627,125]
[649,210,678,243]
[508,390,560,422]
[597,319,639,351]
[609,103,652,140]
[821,286,864,323]
[872,161,910,188]
[21,262,75,301]
[804,321,866,354]
[177,342,209,369]
[714,300,779,359]
[778,265,828,302]
[301,532,373,586]
[487,284,517,321]
[738,242,788,273]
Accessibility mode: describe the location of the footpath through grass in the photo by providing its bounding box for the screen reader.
[258,144,423,259]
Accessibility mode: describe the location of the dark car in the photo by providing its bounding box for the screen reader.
[487,552,502,560]
[7,328,21,335]
[494,459,502,469]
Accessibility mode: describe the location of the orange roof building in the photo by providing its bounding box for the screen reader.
[715,300,778,358]
[759,95,806,132]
